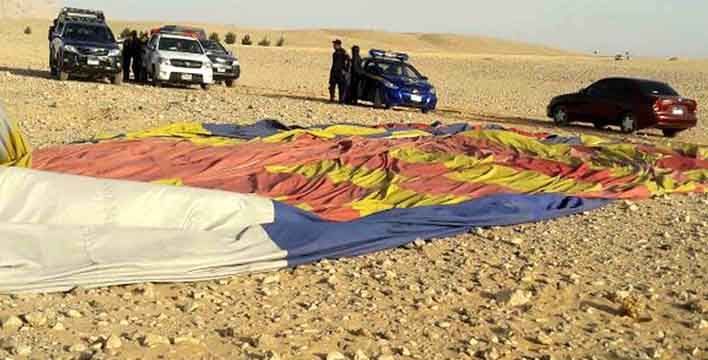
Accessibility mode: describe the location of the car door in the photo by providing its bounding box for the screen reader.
[603,79,637,124]
[582,79,616,121]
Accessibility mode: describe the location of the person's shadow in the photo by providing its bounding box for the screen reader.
[0,66,51,79]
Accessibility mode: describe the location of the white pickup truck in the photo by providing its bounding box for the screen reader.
[143,32,214,90]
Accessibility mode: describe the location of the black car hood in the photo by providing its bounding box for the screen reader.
[64,39,119,50]
[207,52,236,63]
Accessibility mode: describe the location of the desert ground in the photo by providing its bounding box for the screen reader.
[0,18,707,360]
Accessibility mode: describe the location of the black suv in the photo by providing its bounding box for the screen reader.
[200,39,241,87]
[49,8,122,84]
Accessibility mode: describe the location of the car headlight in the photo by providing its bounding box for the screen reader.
[382,79,398,89]
[63,45,78,53]
[232,60,239,66]
[159,57,170,65]
[430,87,436,95]
[108,49,121,57]
[215,57,226,64]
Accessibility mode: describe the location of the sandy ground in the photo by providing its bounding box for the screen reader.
[0,19,707,360]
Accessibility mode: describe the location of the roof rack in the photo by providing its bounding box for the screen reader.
[370,49,409,62]
[153,25,207,40]
[56,7,106,24]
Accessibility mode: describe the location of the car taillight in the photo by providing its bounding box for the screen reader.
[653,98,672,112]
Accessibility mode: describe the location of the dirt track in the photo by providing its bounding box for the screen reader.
[0,19,707,360]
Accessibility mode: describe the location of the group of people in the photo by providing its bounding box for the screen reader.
[121,32,149,83]
[329,39,363,105]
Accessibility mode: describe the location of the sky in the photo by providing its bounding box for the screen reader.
[64,0,706,57]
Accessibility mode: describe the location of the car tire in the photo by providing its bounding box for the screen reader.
[56,70,69,81]
[620,113,637,134]
[552,106,570,126]
[373,88,386,109]
[111,74,123,85]
[422,108,432,114]
[201,84,210,91]
[593,121,607,130]
[225,79,235,88]
[662,129,681,138]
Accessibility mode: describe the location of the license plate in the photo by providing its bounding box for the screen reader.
[181,74,193,81]
[217,68,226,73]
[87,58,99,66]
[410,94,423,102]
[672,107,685,115]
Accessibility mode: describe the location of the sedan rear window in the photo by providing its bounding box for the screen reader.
[639,81,679,96]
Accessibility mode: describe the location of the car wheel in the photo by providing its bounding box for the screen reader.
[620,113,637,134]
[552,106,570,126]
[593,121,607,130]
[111,74,123,85]
[422,108,432,114]
[225,79,235,88]
[662,129,681,138]
[201,84,210,91]
[56,70,69,81]
[373,88,386,109]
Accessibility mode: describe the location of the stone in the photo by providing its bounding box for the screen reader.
[508,237,524,246]
[22,311,47,327]
[534,333,553,345]
[172,336,201,346]
[377,355,395,360]
[496,289,532,307]
[68,343,88,352]
[261,274,281,285]
[16,344,32,356]
[141,334,170,348]
[0,337,17,353]
[64,309,83,318]
[0,315,23,332]
[353,350,370,360]
[326,351,346,360]
[52,322,66,331]
[104,335,122,350]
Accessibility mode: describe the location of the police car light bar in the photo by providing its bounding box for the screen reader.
[369,49,409,62]
[60,7,105,20]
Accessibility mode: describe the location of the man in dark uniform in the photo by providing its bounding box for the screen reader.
[329,39,350,104]
[129,31,141,83]
[122,32,136,82]
[348,45,363,105]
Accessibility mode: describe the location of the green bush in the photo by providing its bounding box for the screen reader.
[241,34,252,46]
[276,35,285,47]
[209,32,220,42]
[224,32,237,45]
[24,26,32,35]
[258,36,271,47]
[120,28,132,39]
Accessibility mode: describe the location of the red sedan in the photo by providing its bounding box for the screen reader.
[547,77,698,137]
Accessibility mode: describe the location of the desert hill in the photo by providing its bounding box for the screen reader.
[0,0,59,19]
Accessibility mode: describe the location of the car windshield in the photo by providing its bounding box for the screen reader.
[63,23,115,43]
[158,37,203,54]
[201,40,227,55]
[639,81,679,96]
[367,60,423,80]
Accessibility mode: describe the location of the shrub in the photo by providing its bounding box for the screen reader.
[276,35,285,47]
[24,26,32,35]
[209,32,220,42]
[241,34,252,46]
[120,28,132,39]
[225,32,237,45]
[258,36,271,47]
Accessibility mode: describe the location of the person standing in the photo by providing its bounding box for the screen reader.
[348,45,363,105]
[329,39,350,104]
[122,32,136,82]
[129,31,142,83]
